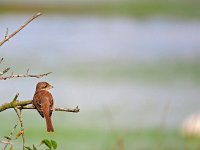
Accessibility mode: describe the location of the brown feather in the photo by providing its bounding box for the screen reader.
[33,82,54,132]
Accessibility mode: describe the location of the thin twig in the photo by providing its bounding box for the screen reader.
[19,110,25,149]
[0,67,10,76]
[3,120,19,150]
[10,93,25,150]
[0,12,42,46]
[2,94,20,149]
[0,58,3,64]
[53,106,80,113]
[13,108,25,150]
[19,105,80,113]
[3,68,10,74]
[26,68,29,75]
[0,140,13,145]
[0,72,51,80]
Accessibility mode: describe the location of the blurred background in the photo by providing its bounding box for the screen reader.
[0,0,200,149]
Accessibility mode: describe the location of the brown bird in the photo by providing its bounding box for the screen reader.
[33,82,54,132]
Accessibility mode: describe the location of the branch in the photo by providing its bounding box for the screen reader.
[13,108,25,150]
[0,58,3,64]
[0,94,79,149]
[0,72,51,80]
[20,105,80,113]
[0,93,31,112]
[0,12,42,47]
[0,68,10,76]
[0,140,13,145]
[54,106,80,113]
[0,98,80,113]
[3,121,19,150]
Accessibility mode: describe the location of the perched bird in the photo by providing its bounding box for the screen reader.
[33,82,54,132]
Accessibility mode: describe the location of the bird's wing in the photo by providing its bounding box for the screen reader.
[33,91,45,118]
[33,90,54,118]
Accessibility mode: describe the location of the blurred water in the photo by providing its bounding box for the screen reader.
[0,14,200,130]
[1,15,200,62]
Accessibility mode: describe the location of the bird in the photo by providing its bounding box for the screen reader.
[33,82,54,132]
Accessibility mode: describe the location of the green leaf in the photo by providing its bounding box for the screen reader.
[33,145,37,150]
[51,140,57,150]
[24,146,32,150]
[9,145,13,150]
[40,139,52,149]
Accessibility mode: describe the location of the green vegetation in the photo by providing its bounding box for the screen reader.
[25,139,57,150]
[60,60,200,85]
[0,0,200,18]
[3,125,200,149]
[12,59,200,84]
[1,113,200,149]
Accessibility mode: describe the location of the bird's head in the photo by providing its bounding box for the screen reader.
[36,82,53,91]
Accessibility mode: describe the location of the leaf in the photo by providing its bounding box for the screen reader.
[9,145,13,150]
[24,146,32,150]
[16,130,24,139]
[40,139,52,149]
[33,145,37,150]
[51,140,57,150]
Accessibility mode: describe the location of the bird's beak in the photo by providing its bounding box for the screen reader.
[46,85,53,90]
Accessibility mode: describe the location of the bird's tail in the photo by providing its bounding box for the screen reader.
[45,114,54,132]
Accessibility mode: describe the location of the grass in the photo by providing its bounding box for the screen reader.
[1,112,200,149]
[3,126,200,149]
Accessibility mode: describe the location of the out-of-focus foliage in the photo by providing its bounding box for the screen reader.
[25,139,57,150]
[0,0,200,18]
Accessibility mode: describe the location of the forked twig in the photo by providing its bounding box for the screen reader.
[0,12,42,46]
[0,72,51,80]
[3,121,19,150]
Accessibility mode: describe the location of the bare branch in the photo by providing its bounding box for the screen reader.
[19,105,80,113]
[0,98,80,113]
[12,93,19,102]
[0,140,13,145]
[0,12,42,47]
[0,67,11,76]
[3,121,19,149]
[3,68,10,74]
[0,72,51,80]
[53,106,80,113]
[13,108,25,150]
[0,58,3,64]
[26,68,29,75]
[0,100,31,112]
